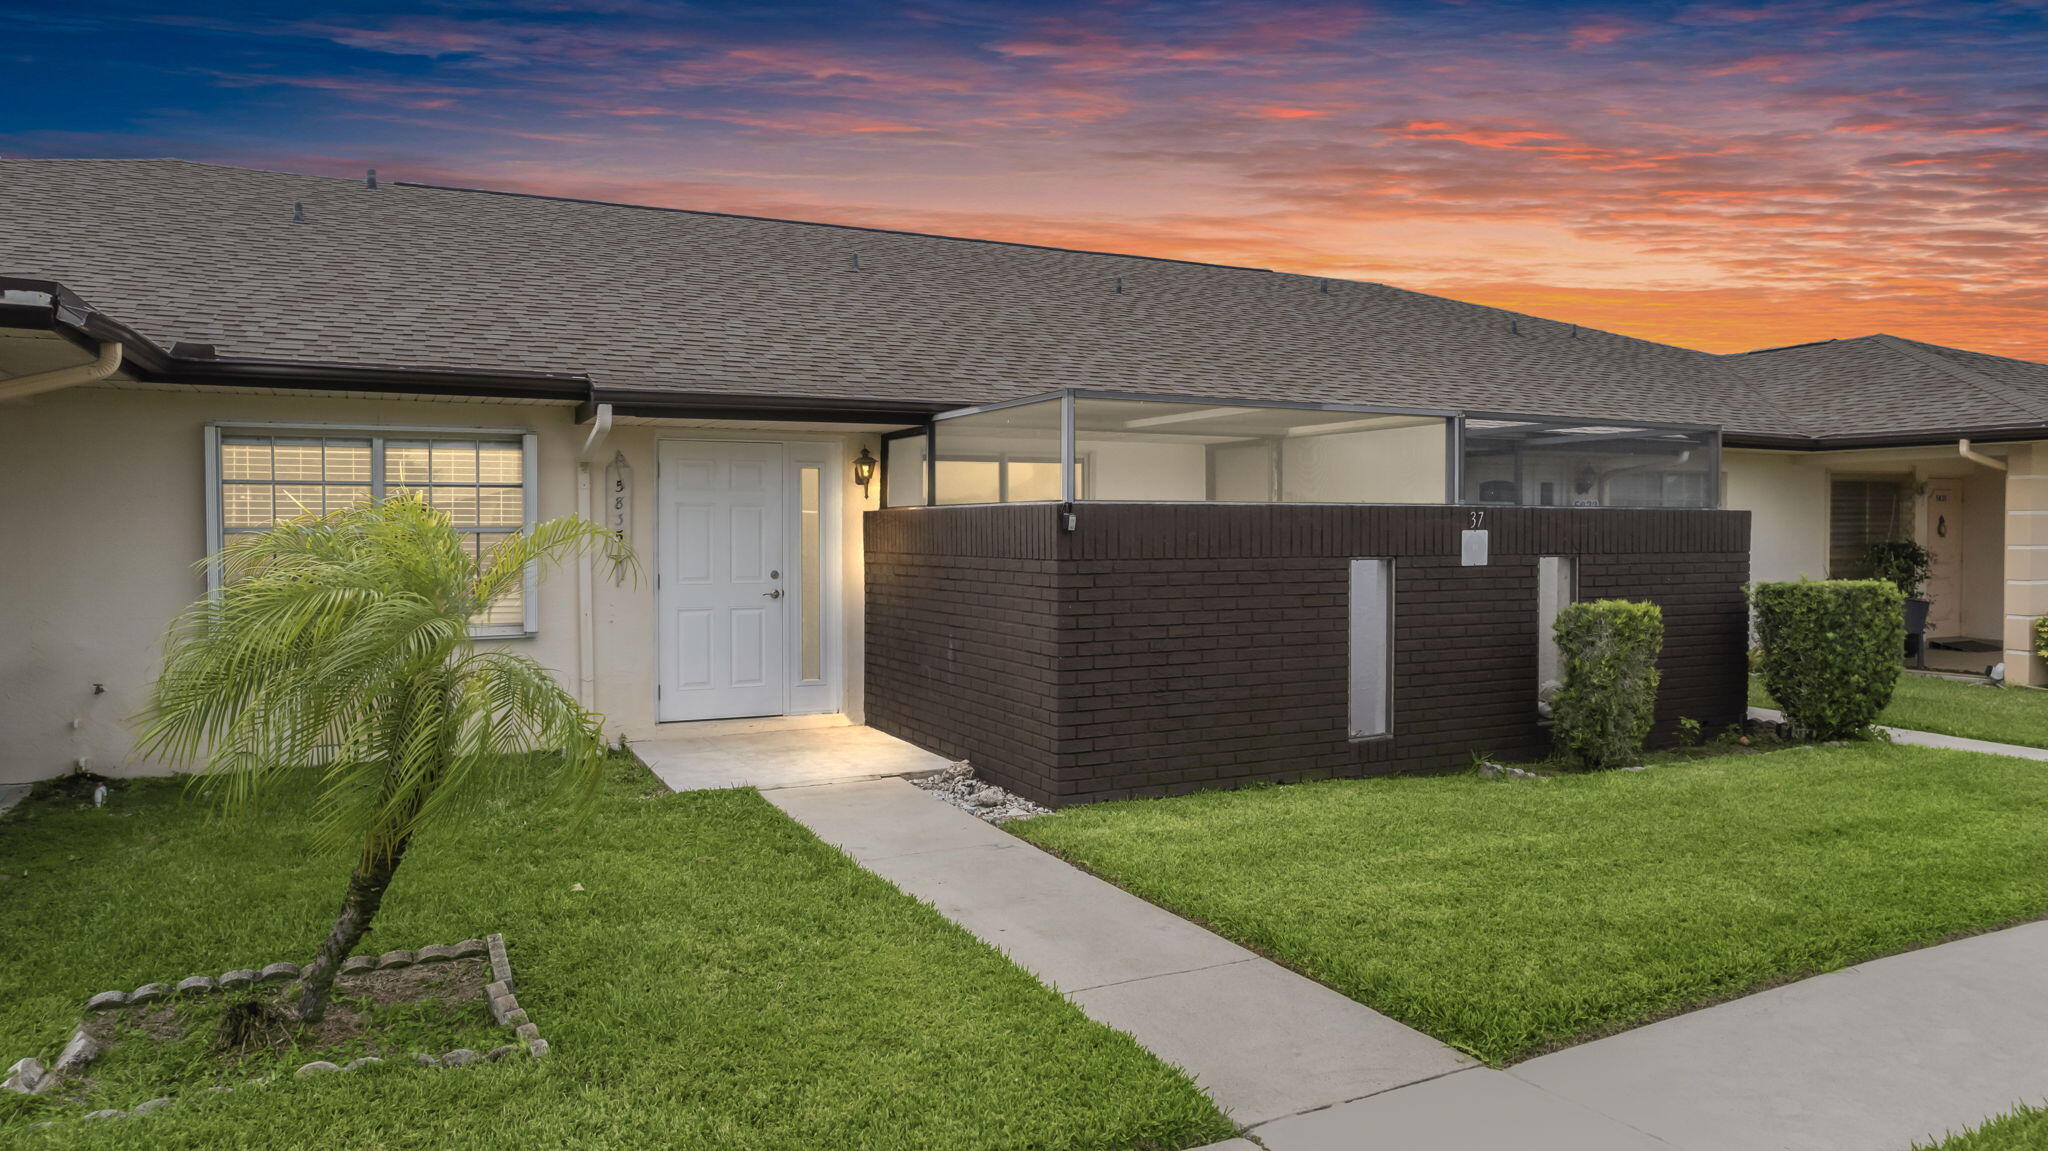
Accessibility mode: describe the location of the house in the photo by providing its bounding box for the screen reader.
[2,159,2042,802]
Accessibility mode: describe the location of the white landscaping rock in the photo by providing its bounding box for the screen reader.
[2,1057,47,1094]
[53,1026,98,1074]
[911,761,1051,824]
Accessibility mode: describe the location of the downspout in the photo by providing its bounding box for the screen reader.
[0,341,122,401]
[576,404,614,709]
[1958,439,2007,471]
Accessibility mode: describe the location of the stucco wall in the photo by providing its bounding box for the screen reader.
[1722,450,1829,584]
[0,384,877,783]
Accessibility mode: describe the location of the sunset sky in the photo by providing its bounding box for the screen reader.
[5,1,2046,358]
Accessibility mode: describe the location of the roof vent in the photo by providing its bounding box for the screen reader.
[169,341,218,360]
[366,168,378,190]
[850,251,862,271]
[1114,276,1125,294]
[1510,318,1520,336]
[292,201,305,224]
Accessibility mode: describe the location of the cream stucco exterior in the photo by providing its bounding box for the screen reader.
[1726,441,2048,684]
[0,383,883,784]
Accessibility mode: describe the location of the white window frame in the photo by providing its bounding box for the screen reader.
[204,422,540,638]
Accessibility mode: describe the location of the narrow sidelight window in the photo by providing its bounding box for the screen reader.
[1349,558,1393,738]
[1536,556,1577,698]
[798,465,824,682]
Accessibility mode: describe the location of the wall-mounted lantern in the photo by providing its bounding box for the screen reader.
[853,447,878,495]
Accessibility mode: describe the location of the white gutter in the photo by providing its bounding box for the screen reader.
[1958,439,2007,471]
[0,341,123,401]
[575,404,614,709]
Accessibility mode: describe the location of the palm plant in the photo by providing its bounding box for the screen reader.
[142,493,631,1023]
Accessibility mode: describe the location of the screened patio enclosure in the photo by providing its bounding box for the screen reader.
[880,391,1721,510]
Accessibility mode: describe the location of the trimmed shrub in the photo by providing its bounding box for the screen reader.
[1751,579,1903,738]
[2034,616,2048,665]
[1551,599,1664,769]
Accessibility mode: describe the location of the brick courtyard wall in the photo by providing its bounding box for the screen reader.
[866,504,1750,806]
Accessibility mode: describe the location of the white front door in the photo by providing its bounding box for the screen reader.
[658,440,788,721]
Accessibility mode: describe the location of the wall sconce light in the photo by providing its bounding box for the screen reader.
[853,447,878,496]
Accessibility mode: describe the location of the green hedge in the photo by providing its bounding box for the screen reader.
[1751,579,1903,738]
[1551,599,1664,769]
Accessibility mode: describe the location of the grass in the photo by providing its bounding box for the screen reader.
[0,758,1234,1149]
[1750,672,2048,749]
[1012,742,2048,1065]
[1918,1104,2048,1149]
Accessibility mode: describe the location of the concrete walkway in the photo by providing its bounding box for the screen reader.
[765,778,1473,1127]
[1750,705,2048,761]
[1243,921,2048,1150]
[632,715,951,792]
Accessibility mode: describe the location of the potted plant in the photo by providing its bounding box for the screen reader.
[1865,538,1934,663]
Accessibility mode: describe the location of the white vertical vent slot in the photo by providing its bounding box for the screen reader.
[1349,558,1393,739]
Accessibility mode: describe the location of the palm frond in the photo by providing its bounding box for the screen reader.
[141,494,633,859]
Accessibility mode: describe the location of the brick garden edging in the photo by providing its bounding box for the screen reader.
[4,933,547,1128]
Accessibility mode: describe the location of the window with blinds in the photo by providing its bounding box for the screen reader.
[214,430,533,634]
[1829,477,1909,579]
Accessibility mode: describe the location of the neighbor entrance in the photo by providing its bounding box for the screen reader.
[656,439,839,722]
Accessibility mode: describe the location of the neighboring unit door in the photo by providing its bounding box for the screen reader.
[1925,478,1963,637]
[658,440,788,721]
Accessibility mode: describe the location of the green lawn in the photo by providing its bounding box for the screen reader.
[0,760,1233,1149]
[1751,672,2048,749]
[1918,1104,2048,1150]
[1013,743,2048,1065]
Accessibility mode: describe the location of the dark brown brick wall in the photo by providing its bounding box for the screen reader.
[866,503,1750,806]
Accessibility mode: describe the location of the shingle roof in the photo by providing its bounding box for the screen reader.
[1733,334,2048,440]
[3,157,2044,445]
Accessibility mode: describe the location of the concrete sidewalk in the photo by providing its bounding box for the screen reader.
[1750,705,2048,761]
[765,778,1472,1128]
[1238,921,2048,1151]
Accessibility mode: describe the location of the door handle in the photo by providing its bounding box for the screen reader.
[762,589,784,599]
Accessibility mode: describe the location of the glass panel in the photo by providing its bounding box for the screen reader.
[1007,461,1064,502]
[477,444,522,484]
[275,484,325,520]
[222,484,272,528]
[1071,398,1447,503]
[884,434,928,507]
[272,440,326,482]
[1462,418,1718,508]
[1349,558,1392,738]
[431,442,479,484]
[221,441,271,481]
[477,486,524,527]
[432,486,480,525]
[799,466,823,682]
[469,533,525,628]
[1829,477,1909,578]
[326,442,372,483]
[328,485,372,512]
[935,460,1001,505]
[934,398,1064,504]
[385,443,430,485]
